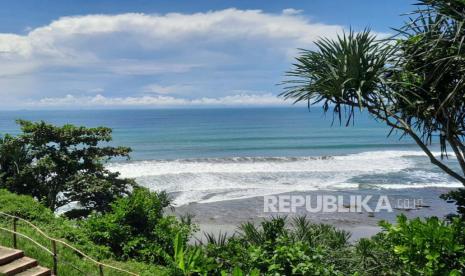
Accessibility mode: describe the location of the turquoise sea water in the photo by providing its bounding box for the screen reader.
[0,108,460,205]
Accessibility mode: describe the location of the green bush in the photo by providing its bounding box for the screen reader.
[0,189,168,275]
[165,232,216,275]
[0,189,109,258]
[83,187,195,264]
[201,216,354,275]
[356,215,465,275]
[379,215,465,275]
[196,215,465,275]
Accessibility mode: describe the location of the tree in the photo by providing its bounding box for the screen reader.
[0,120,135,212]
[0,134,32,193]
[282,1,465,188]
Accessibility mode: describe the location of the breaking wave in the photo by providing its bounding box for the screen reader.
[107,150,461,206]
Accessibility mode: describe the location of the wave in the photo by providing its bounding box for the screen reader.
[106,150,459,206]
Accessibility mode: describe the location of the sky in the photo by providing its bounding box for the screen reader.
[0,0,415,109]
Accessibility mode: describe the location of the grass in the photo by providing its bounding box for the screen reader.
[0,189,170,276]
[0,217,170,276]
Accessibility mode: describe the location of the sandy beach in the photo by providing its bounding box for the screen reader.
[173,187,458,242]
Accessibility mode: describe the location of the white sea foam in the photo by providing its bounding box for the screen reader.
[106,150,460,206]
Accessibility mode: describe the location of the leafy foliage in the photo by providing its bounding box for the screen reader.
[0,188,463,275]
[392,0,465,156]
[84,187,194,264]
[165,232,216,275]
[357,214,465,275]
[282,29,394,123]
[0,189,170,275]
[201,216,354,275]
[196,215,465,275]
[0,120,135,212]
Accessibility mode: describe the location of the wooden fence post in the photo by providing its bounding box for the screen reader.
[51,240,58,275]
[12,217,17,249]
[99,264,104,276]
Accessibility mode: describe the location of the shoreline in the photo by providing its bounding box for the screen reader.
[172,187,458,242]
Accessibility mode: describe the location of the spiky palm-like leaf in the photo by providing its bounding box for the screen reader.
[282,1,465,186]
[282,29,394,126]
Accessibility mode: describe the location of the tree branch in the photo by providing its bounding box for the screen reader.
[448,136,465,176]
[385,110,465,185]
[325,99,465,185]
[408,130,465,184]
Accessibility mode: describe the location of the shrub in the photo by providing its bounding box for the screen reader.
[0,188,464,276]
[202,216,354,275]
[357,214,465,275]
[0,189,110,257]
[165,232,216,275]
[83,187,195,264]
[0,189,174,275]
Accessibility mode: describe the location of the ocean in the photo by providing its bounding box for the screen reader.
[0,107,461,206]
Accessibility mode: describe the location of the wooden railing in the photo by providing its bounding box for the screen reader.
[0,212,139,276]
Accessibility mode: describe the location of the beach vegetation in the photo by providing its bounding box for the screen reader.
[199,217,354,275]
[355,214,465,275]
[83,187,195,264]
[0,185,463,275]
[199,216,465,275]
[0,120,135,213]
[0,189,169,275]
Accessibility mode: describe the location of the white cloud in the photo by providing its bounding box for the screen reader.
[0,9,350,108]
[0,9,343,65]
[26,93,285,108]
[26,9,339,51]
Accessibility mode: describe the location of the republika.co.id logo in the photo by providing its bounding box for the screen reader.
[264,195,425,213]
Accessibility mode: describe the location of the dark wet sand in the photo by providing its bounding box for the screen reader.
[172,188,458,242]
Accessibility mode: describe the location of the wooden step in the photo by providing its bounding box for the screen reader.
[15,266,51,276]
[0,247,23,266]
[0,256,37,275]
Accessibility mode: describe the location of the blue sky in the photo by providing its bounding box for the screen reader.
[0,0,414,109]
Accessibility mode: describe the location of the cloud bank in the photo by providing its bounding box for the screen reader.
[27,93,286,108]
[0,9,345,109]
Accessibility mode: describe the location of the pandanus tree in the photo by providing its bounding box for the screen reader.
[281,0,465,212]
